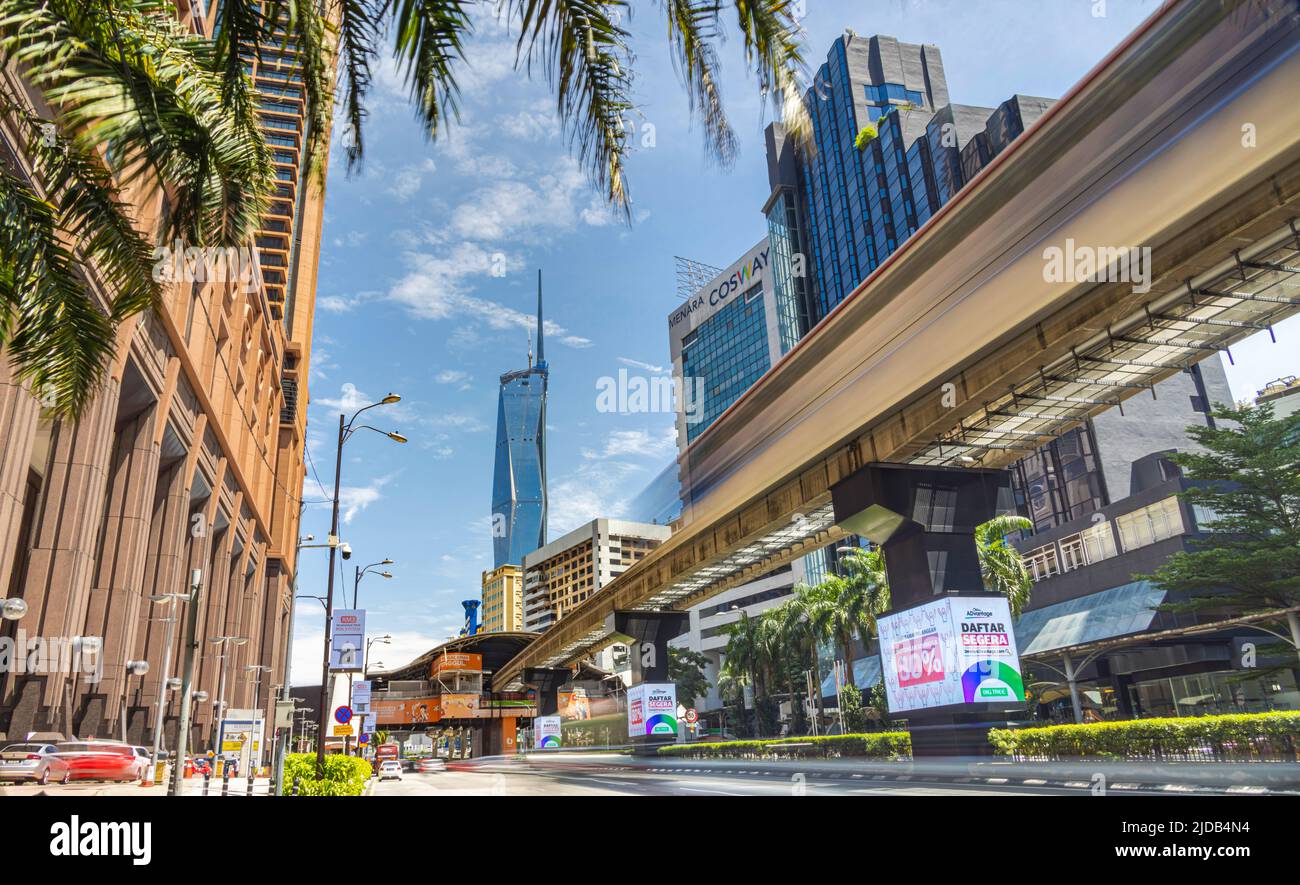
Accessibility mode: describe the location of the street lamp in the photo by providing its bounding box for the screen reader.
[120,660,150,742]
[208,636,248,750]
[317,393,407,775]
[146,591,191,781]
[353,559,395,609]
[0,597,28,621]
[243,664,272,775]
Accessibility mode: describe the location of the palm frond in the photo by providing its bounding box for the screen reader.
[0,169,117,418]
[511,0,635,213]
[659,0,736,167]
[0,0,275,246]
[390,0,471,144]
[730,0,810,149]
[335,0,381,170]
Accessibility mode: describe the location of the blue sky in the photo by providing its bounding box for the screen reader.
[288,0,1300,683]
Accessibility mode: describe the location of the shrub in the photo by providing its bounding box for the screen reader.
[284,753,373,796]
[854,124,877,150]
[989,711,1300,761]
[658,732,910,760]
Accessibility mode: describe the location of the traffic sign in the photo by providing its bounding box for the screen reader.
[359,733,370,745]
[334,705,353,725]
[684,708,698,724]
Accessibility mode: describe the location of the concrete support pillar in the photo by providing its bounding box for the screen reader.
[20,381,120,736]
[523,667,571,717]
[0,355,40,594]
[831,462,1018,758]
[84,405,162,742]
[134,458,195,745]
[608,610,690,754]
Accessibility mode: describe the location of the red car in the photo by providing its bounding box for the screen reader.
[53,741,140,783]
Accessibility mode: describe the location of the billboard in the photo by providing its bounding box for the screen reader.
[535,715,562,749]
[876,596,1025,715]
[626,683,677,737]
[441,693,481,719]
[329,609,366,671]
[373,697,440,725]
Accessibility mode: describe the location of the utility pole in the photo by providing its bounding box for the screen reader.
[316,413,345,776]
[168,569,203,797]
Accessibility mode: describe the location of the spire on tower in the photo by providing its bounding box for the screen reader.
[536,269,545,365]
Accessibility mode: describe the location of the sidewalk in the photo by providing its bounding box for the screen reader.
[0,776,277,797]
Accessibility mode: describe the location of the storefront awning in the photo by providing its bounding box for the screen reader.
[1014,580,1166,657]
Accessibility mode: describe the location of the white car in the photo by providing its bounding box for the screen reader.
[378,760,403,781]
[416,757,446,773]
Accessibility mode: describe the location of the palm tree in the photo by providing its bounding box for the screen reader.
[2,1,809,418]
[0,0,274,415]
[974,514,1035,617]
[212,0,812,211]
[783,582,828,720]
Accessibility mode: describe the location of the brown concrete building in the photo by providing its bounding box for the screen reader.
[0,4,329,751]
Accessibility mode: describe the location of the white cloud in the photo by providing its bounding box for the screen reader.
[435,369,470,385]
[547,459,644,536]
[387,158,437,202]
[582,427,676,461]
[617,357,668,374]
[339,474,395,524]
[386,246,593,348]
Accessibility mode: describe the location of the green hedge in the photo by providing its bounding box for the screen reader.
[283,753,373,796]
[989,712,1300,761]
[657,732,910,760]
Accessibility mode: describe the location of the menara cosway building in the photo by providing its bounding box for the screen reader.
[0,4,328,748]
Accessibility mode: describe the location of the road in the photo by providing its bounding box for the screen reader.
[369,754,1085,797]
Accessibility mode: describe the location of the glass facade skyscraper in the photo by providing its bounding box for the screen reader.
[763,31,1053,327]
[491,274,548,568]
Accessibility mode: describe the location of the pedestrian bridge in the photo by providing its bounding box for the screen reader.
[493,0,1300,691]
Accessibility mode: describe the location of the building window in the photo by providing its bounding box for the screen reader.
[1115,496,1186,552]
[1023,543,1060,582]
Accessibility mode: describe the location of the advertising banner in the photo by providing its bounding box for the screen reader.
[441,693,481,719]
[352,680,372,713]
[534,715,562,749]
[329,609,366,671]
[626,683,677,737]
[373,697,441,725]
[432,652,483,675]
[877,596,1025,714]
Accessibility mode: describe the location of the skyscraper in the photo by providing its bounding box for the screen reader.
[763,31,1053,327]
[0,3,330,746]
[491,273,549,568]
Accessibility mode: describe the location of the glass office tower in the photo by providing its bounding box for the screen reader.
[762,31,1053,326]
[491,274,549,568]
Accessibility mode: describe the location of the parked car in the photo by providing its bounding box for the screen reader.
[0,742,71,785]
[378,760,403,781]
[53,741,140,783]
[128,746,152,779]
[416,757,446,773]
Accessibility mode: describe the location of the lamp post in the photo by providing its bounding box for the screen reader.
[243,664,271,776]
[353,560,394,609]
[120,660,150,742]
[145,591,189,782]
[208,636,248,752]
[317,393,406,776]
